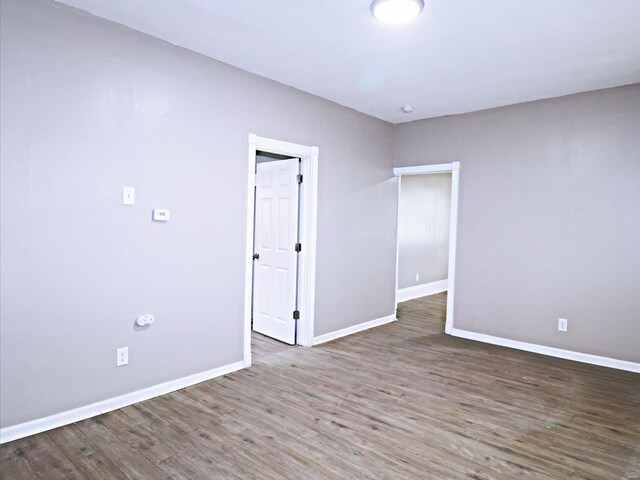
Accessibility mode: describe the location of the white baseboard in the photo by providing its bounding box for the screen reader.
[450,328,640,373]
[397,279,448,303]
[314,314,397,346]
[0,360,245,444]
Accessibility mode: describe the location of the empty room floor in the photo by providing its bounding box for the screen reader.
[1,293,638,479]
[251,331,297,361]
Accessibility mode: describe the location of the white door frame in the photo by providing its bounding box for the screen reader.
[244,134,319,366]
[393,162,460,335]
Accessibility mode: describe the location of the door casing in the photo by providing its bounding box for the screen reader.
[393,162,460,335]
[244,134,319,366]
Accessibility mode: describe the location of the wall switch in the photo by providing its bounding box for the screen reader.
[415,274,420,282]
[558,318,568,332]
[116,347,129,366]
[122,187,135,205]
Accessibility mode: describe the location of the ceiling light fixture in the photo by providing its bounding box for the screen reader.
[370,0,425,25]
[401,105,415,114]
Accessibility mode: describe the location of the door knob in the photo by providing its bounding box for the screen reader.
[253,253,259,260]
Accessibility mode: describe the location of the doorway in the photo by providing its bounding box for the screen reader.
[252,153,300,346]
[393,163,460,334]
[243,135,319,367]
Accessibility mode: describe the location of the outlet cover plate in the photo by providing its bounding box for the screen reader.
[558,318,568,332]
[117,347,129,366]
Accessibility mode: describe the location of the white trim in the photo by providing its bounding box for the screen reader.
[0,361,245,444]
[244,135,319,360]
[393,162,460,335]
[394,164,453,175]
[397,279,448,303]
[244,139,258,367]
[249,134,316,158]
[297,146,319,347]
[394,175,402,310]
[314,314,397,346]
[450,328,640,373]
[445,162,460,334]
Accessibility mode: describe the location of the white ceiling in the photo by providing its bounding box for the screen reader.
[56,0,640,123]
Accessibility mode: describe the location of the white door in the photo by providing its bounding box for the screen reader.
[252,158,300,344]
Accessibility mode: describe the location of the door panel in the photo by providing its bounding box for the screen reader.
[253,158,299,344]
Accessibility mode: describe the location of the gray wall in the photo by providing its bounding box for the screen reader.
[0,0,397,428]
[398,174,451,289]
[395,85,640,363]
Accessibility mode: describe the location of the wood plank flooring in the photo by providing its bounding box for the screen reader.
[1,293,639,479]
[251,331,296,361]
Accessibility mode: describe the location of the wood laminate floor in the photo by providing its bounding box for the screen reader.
[251,331,296,361]
[1,293,639,479]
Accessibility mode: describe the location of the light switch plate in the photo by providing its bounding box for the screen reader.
[122,187,135,205]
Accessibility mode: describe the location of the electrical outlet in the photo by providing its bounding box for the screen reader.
[558,318,568,332]
[415,274,420,282]
[116,347,129,366]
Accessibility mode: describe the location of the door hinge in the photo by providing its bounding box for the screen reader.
[295,243,302,252]
[297,174,303,184]
[293,310,300,320]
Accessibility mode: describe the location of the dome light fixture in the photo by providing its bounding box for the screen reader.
[371,0,425,25]
[401,105,415,114]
